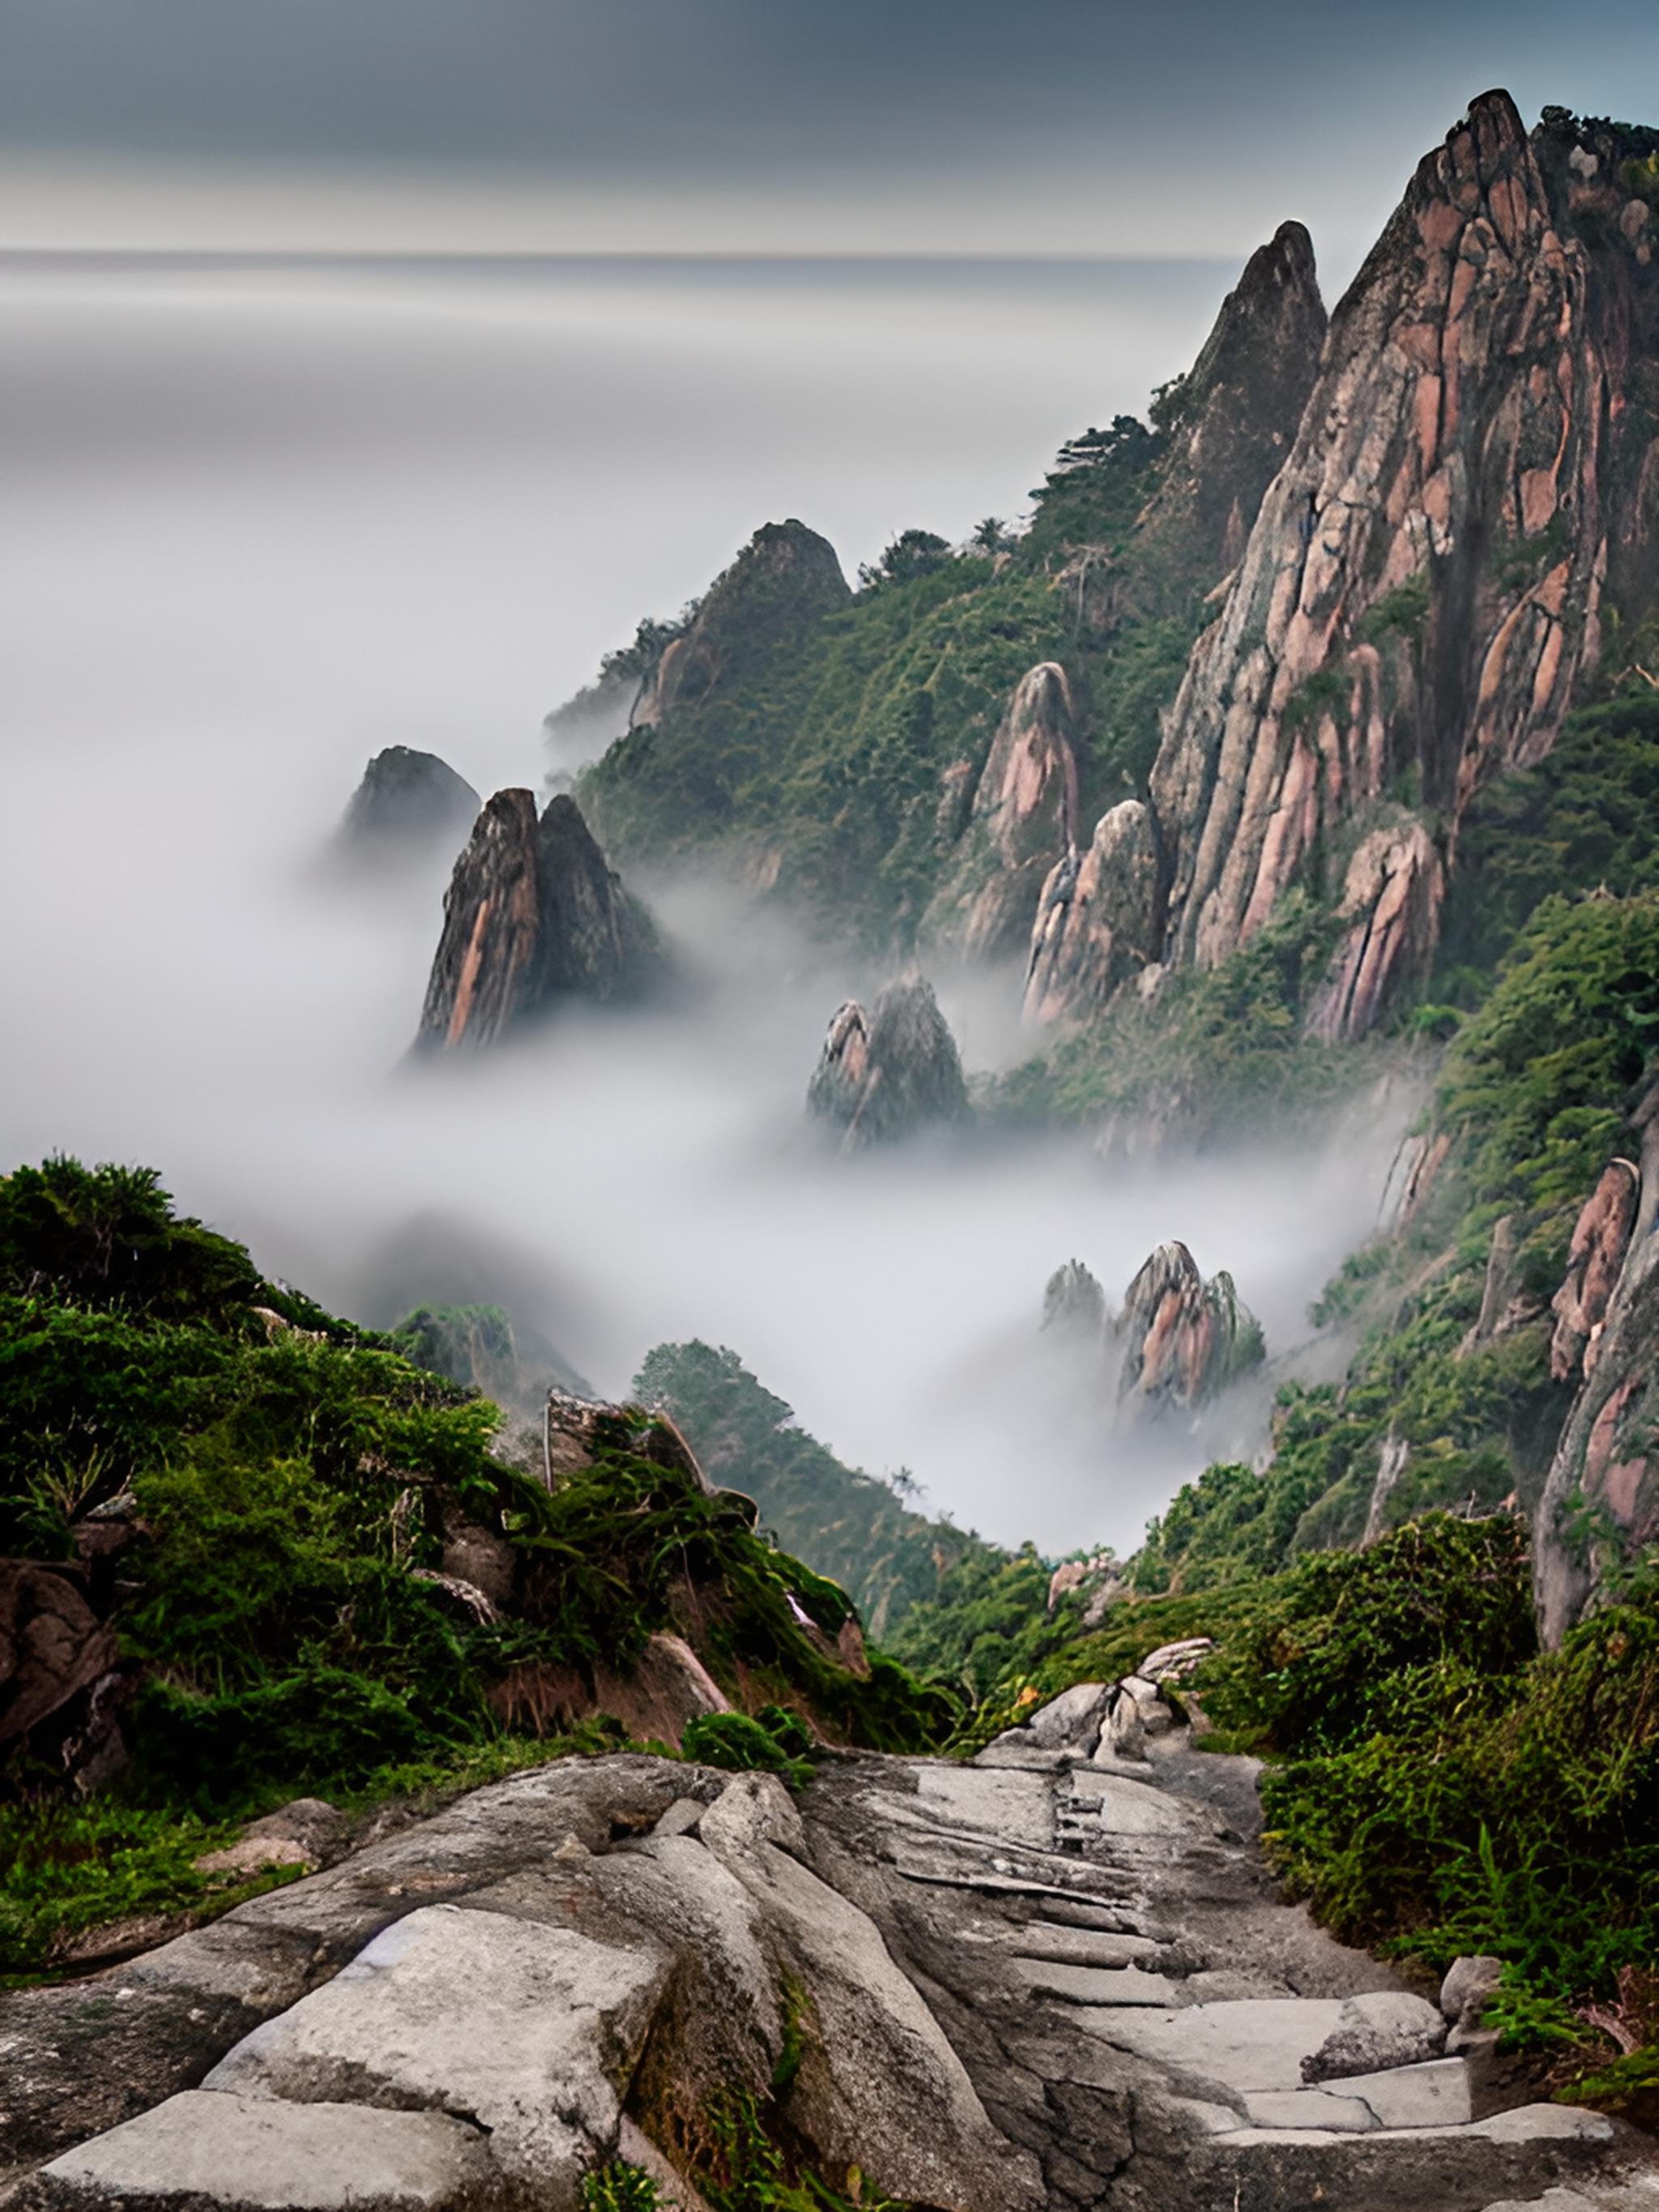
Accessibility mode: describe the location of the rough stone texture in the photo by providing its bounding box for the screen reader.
[925,663,1080,962]
[806,978,970,1147]
[415,789,663,1051]
[1442,1955,1507,2029]
[1303,1992,1448,2082]
[1130,220,1330,609]
[1303,816,1446,1042]
[9,1740,1641,2212]
[335,747,479,863]
[1550,1159,1641,1381]
[1115,1241,1265,1410]
[206,1905,667,2191]
[23,2093,489,2212]
[1147,93,1659,1033]
[1023,800,1164,1028]
[1536,1083,1659,1641]
[1026,1682,1111,1753]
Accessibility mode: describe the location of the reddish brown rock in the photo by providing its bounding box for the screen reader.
[1023,799,1163,1027]
[1114,1241,1265,1411]
[416,790,663,1051]
[1148,93,1659,1031]
[1550,1157,1640,1380]
[1304,818,1445,1041]
[924,662,1079,961]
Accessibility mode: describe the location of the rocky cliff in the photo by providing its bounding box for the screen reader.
[415,790,664,1051]
[807,978,970,1147]
[333,745,479,863]
[923,663,1080,961]
[1138,92,1659,1036]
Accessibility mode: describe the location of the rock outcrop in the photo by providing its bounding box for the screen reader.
[334,746,479,862]
[414,790,664,1052]
[1042,1259,1108,1339]
[1549,1157,1640,1380]
[807,978,970,1147]
[1114,1241,1265,1411]
[924,664,1080,962]
[1144,92,1659,1031]
[636,519,851,727]
[6,1736,1627,2212]
[1535,1090,1659,1642]
[1024,800,1163,1027]
[1130,220,1329,604]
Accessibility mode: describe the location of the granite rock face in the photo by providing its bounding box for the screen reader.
[1549,1157,1640,1381]
[925,663,1080,963]
[807,978,970,1147]
[1140,93,1659,1032]
[1115,1241,1265,1411]
[1042,1259,1108,1339]
[1024,800,1163,1027]
[335,747,480,863]
[1131,219,1329,607]
[414,790,664,1051]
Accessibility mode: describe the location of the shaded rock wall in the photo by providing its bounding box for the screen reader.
[416,790,663,1051]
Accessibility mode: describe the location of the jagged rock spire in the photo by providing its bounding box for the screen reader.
[415,791,663,1052]
[807,978,970,1147]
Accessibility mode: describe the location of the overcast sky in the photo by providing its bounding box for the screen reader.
[6,0,1659,259]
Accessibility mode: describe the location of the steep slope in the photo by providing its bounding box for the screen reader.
[1145,94,1659,1034]
[414,789,664,1051]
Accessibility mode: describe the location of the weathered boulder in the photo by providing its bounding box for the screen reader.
[806,978,970,1147]
[1025,1680,1111,1753]
[1302,1991,1448,2083]
[335,746,479,862]
[1024,800,1163,1027]
[1440,1954,1506,2030]
[1041,1259,1107,1338]
[1114,1242,1265,1411]
[1148,93,1659,1030]
[923,663,1080,963]
[415,790,664,1051]
[1549,1156,1640,1380]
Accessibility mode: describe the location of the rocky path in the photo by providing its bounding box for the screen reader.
[3,1680,1655,2212]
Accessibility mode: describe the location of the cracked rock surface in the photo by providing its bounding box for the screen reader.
[2,1718,1653,2212]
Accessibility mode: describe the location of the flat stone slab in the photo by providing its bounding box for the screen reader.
[205,1902,667,2184]
[1059,1770,1195,1836]
[1014,1959,1179,2007]
[907,1764,1056,1848]
[1071,1996,1348,2092]
[970,1743,1077,1773]
[1239,2058,1471,2134]
[30,2090,488,2210]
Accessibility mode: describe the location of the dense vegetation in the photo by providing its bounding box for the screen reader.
[0,1159,947,1975]
[632,1341,973,1639]
[579,398,1205,948]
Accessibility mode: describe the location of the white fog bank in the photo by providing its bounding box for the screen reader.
[2,252,1401,1557]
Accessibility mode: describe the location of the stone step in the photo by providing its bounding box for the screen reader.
[20,2090,488,2211]
[1010,1957,1180,2007]
[1240,2056,1472,2133]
